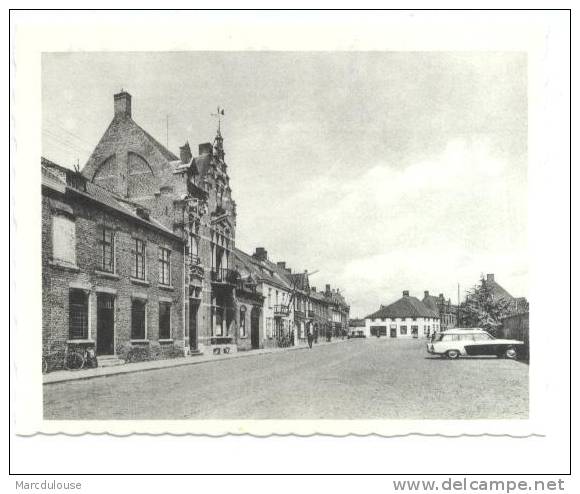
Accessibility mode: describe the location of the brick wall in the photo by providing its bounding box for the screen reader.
[42,185,185,367]
[83,116,176,199]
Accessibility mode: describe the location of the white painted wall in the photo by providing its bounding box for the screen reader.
[364,316,440,339]
[260,281,294,341]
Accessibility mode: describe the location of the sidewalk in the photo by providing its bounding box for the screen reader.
[43,338,349,385]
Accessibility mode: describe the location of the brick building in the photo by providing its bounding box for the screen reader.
[42,158,185,367]
[422,290,457,331]
[80,92,237,354]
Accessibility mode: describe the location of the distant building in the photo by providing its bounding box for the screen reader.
[482,274,529,314]
[422,291,457,331]
[233,248,351,346]
[365,290,440,339]
[324,285,350,338]
[309,287,332,341]
[348,318,367,337]
[289,271,312,343]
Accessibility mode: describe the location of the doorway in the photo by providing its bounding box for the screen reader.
[189,299,199,351]
[96,293,115,355]
[250,307,260,349]
[390,326,397,338]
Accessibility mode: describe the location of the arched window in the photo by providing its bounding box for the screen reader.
[127,152,155,197]
[240,306,247,338]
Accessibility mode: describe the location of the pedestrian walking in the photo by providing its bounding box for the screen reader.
[307,331,313,349]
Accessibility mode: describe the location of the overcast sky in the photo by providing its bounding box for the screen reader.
[42,52,528,317]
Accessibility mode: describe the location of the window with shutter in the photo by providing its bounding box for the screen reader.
[53,215,76,265]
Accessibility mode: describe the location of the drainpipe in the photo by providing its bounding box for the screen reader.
[183,234,187,354]
[182,199,188,355]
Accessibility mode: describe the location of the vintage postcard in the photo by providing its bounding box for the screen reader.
[10,11,570,442]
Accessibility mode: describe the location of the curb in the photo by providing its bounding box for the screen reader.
[43,340,347,385]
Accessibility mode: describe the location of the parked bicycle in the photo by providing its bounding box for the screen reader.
[42,346,98,373]
[276,336,292,348]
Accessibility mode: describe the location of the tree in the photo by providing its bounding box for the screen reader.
[458,276,513,335]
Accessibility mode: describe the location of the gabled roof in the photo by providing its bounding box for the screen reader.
[366,295,439,320]
[81,114,179,183]
[232,248,292,291]
[485,279,514,300]
[309,290,329,304]
[42,157,180,240]
[422,294,440,312]
[133,120,179,161]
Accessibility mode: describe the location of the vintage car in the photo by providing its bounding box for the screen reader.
[426,328,524,360]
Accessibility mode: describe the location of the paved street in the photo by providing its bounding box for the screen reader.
[44,339,528,420]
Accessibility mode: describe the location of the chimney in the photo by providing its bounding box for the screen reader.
[424,290,429,298]
[277,261,286,270]
[180,142,192,164]
[403,290,409,297]
[487,273,495,282]
[199,143,213,156]
[253,247,268,261]
[114,91,132,118]
[325,284,331,294]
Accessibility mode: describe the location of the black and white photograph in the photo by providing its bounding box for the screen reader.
[39,51,530,421]
[9,8,571,478]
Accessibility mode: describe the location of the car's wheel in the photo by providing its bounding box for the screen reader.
[504,347,518,360]
[446,349,460,360]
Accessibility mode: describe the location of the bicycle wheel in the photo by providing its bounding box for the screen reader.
[65,352,85,370]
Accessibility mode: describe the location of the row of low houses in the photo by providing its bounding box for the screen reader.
[42,91,349,368]
[354,274,528,339]
[363,290,443,339]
